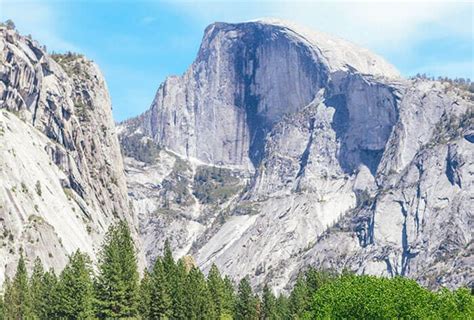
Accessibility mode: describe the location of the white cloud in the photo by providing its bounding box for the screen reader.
[0,0,79,52]
[166,0,472,53]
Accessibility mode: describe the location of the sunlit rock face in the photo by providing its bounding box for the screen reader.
[122,19,472,292]
[0,25,139,283]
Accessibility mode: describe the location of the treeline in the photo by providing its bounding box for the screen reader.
[0,222,472,319]
[411,73,474,93]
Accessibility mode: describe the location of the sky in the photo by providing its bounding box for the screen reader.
[1,0,473,121]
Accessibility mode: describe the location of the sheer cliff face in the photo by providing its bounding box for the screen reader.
[121,20,472,291]
[0,26,135,282]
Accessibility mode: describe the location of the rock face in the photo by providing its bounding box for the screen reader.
[120,19,473,292]
[0,25,136,282]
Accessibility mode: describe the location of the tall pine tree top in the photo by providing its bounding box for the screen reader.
[95,221,140,318]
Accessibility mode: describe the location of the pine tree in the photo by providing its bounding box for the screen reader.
[3,277,13,318]
[4,253,34,319]
[234,277,258,320]
[184,267,215,319]
[57,251,94,319]
[39,269,59,319]
[139,270,152,319]
[261,284,277,320]
[95,221,140,318]
[0,293,4,320]
[207,264,225,318]
[29,258,44,319]
[275,295,290,319]
[222,275,236,318]
[171,259,188,319]
[149,258,172,319]
[289,273,310,319]
[304,267,335,297]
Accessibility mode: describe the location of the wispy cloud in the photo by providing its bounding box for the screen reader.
[0,0,79,52]
[167,0,471,51]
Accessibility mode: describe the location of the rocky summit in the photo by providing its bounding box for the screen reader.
[1,18,472,293]
[119,19,473,292]
[0,24,139,284]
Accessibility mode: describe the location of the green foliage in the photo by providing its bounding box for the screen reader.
[57,251,94,319]
[308,274,474,319]
[193,166,242,204]
[234,276,258,320]
[1,222,472,320]
[149,258,172,319]
[261,284,277,320]
[120,134,161,164]
[184,267,215,319]
[94,221,140,318]
[207,264,225,318]
[29,258,45,318]
[289,274,310,319]
[138,270,152,319]
[4,253,34,319]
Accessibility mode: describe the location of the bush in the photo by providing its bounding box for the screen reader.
[308,275,474,319]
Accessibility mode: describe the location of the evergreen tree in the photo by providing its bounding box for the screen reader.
[2,277,14,319]
[29,258,44,319]
[275,295,290,320]
[207,264,225,318]
[162,240,175,276]
[95,221,140,318]
[289,273,310,319]
[139,270,152,319]
[260,284,277,320]
[57,251,94,319]
[149,258,172,319]
[0,293,4,320]
[234,277,258,320]
[171,259,188,319]
[4,253,34,319]
[304,267,335,297]
[161,241,187,319]
[184,267,215,320]
[39,269,59,319]
[222,275,235,317]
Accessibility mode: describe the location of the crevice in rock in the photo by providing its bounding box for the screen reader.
[296,118,315,179]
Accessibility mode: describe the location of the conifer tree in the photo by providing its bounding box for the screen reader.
[171,259,188,319]
[289,273,310,319]
[222,275,236,317]
[149,258,172,319]
[39,269,59,319]
[0,293,4,320]
[207,263,225,318]
[234,276,258,320]
[95,221,140,318]
[161,240,188,319]
[139,270,152,319]
[184,267,215,319]
[275,295,290,320]
[29,257,44,319]
[57,251,94,319]
[2,277,14,319]
[261,284,277,320]
[4,253,34,319]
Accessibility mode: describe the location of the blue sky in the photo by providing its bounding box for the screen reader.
[1,0,473,121]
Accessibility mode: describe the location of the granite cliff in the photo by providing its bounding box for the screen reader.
[0,24,137,283]
[119,19,473,291]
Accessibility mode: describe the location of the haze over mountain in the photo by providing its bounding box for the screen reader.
[0,18,472,293]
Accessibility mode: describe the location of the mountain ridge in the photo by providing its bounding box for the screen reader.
[119,19,473,292]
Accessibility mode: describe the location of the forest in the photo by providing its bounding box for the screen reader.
[1,222,472,319]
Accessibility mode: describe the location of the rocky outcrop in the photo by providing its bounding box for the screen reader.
[0,25,136,282]
[121,19,473,292]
